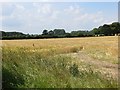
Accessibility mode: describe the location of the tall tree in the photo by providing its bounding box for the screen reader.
[110,22,120,35]
[53,29,66,35]
[99,24,111,35]
[42,30,48,35]
[48,30,54,35]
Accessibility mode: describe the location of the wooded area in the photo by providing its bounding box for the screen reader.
[1,22,120,40]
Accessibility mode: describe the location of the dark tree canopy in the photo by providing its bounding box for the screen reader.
[53,29,66,35]
[42,30,48,35]
[48,30,54,35]
[1,22,120,40]
[91,22,120,36]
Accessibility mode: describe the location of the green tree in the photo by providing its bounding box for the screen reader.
[99,24,111,35]
[110,22,120,35]
[42,30,48,35]
[53,29,66,35]
[48,30,54,35]
[91,28,100,35]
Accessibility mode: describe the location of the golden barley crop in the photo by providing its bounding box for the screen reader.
[1,36,118,88]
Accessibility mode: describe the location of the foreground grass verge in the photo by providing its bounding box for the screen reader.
[2,47,118,88]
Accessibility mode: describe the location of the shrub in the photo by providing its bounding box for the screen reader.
[69,63,79,77]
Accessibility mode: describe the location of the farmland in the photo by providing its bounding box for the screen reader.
[1,36,118,88]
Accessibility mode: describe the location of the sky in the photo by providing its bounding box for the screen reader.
[0,1,118,34]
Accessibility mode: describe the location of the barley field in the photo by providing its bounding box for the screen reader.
[1,36,119,88]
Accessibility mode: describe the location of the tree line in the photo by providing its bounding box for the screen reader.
[1,22,120,40]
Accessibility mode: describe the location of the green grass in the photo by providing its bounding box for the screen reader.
[85,47,118,64]
[2,47,118,88]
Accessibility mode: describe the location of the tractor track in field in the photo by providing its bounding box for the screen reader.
[66,51,118,80]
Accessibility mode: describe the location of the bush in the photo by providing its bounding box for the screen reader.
[69,63,79,77]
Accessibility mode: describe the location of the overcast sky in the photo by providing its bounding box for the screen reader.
[1,2,118,34]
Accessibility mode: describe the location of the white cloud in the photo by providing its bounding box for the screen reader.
[64,6,105,26]
[39,4,52,14]
[93,17,104,23]
[15,4,25,10]
[64,5,83,15]
[1,2,117,33]
[0,0,119,2]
